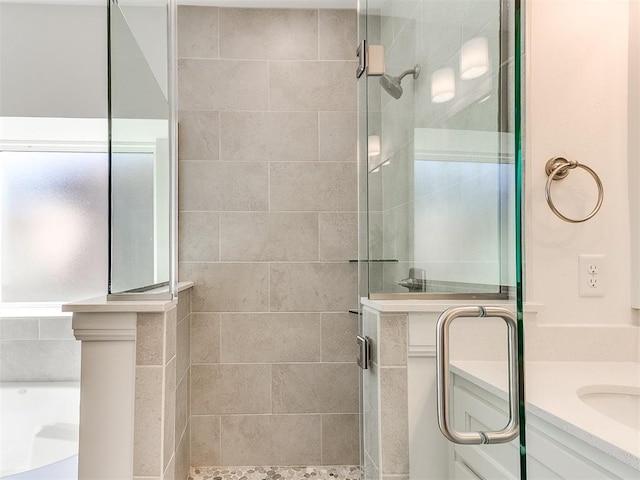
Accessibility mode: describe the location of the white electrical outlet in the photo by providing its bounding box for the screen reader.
[579,255,605,297]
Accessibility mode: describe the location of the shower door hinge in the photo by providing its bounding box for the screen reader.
[356,40,367,78]
[367,44,385,76]
[356,41,385,78]
[356,335,371,369]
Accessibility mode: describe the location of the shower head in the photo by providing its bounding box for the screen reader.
[379,64,421,99]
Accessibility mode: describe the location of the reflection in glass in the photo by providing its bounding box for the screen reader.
[460,36,490,80]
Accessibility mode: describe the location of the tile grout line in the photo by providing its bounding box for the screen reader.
[218,414,223,466]
[316,8,320,61]
[319,314,324,363]
[218,212,222,263]
[216,7,220,60]
[269,363,274,415]
[267,60,271,111]
[320,410,324,466]
[218,312,222,365]
[317,209,321,263]
[217,110,222,162]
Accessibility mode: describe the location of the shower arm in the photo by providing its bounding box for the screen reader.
[397,66,420,81]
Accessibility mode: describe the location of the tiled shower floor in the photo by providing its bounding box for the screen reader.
[189,466,361,480]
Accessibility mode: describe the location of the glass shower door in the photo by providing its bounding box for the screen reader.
[108,0,177,298]
[357,0,525,478]
[365,0,517,300]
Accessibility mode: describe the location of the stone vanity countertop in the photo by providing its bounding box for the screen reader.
[62,281,194,313]
[451,361,640,470]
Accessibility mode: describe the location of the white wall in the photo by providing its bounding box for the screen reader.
[118,2,169,100]
[0,3,107,118]
[525,0,635,326]
[629,0,640,314]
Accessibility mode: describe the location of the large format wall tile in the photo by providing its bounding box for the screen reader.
[272,363,358,413]
[319,10,357,60]
[221,415,321,465]
[321,312,358,362]
[270,263,357,312]
[321,414,359,465]
[176,313,190,382]
[219,8,318,60]
[164,307,177,364]
[179,212,219,262]
[178,111,219,161]
[319,211,358,261]
[220,212,318,261]
[176,422,190,480]
[319,111,356,162]
[191,364,271,414]
[177,289,191,323]
[0,318,38,340]
[134,367,163,476]
[0,339,80,382]
[191,415,221,466]
[269,162,356,211]
[136,313,164,366]
[269,61,357,111]
[191,313,220,364]
[179,161,268,212]
[175,372,189,445]
[380,367,409,475]
[178,6,218,59]
[163,357,176,472]
[180,263,269,312]
[220,112,318,162]
[39,317,74,340]
[179,59,268,111]
[379,314,407,366]
[220,313,321,363]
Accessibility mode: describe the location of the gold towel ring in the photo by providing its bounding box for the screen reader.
[544,157,604,223]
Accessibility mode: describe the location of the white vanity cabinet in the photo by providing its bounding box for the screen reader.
[451,372,639,480]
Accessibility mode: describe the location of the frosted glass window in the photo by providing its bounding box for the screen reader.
[0,151,108,302]
[110,152,155,293]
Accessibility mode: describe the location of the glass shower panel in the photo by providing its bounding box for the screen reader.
[109,0,174,296]
[367,0,515,298]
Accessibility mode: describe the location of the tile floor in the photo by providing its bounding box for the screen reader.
[189,465,361,480]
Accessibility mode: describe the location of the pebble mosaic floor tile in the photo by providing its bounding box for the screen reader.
[189,465,361,480]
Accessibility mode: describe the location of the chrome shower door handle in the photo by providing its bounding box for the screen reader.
[435,306,520,445]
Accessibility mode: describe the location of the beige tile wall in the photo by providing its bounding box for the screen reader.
[177,6,359,469]
[132,288,192,480]
[362,307,409,479]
